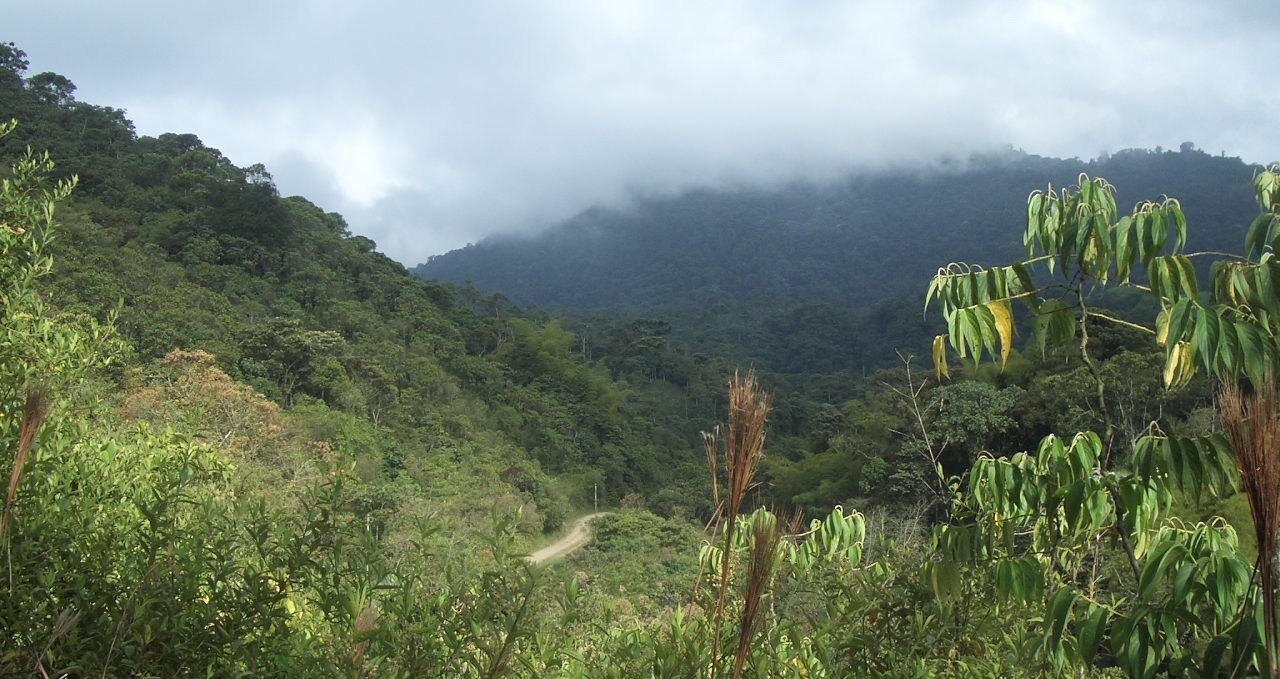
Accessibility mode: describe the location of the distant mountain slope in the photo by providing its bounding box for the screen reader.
[415,149,1260,312]
[0,41,713,532]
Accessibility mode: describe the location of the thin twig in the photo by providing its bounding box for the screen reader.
[885,353,950,516]
[1088,312,1156,335]
[1185,250,1252,263]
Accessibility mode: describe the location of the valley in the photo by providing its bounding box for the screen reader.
[1,34,1277,677]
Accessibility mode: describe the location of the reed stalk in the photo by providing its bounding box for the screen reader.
[707,370,771,678]
[1221,380,1280,676]
[732,512,780,679]
[1,389,47,540]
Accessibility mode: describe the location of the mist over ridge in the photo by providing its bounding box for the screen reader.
[8,1,1279,263]
[417,145,1261,314]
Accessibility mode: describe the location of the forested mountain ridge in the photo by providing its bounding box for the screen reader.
[416,147,1258,313]
[0,41,713,536]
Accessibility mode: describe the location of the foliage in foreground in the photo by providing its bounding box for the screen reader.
[927,168,1280,675]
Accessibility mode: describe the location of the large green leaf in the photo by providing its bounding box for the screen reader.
[1031,299,1074,358]
[1191,308,1220,375]
[1078,606,1109,663]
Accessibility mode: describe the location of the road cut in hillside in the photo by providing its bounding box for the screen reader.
[527,513,608,565]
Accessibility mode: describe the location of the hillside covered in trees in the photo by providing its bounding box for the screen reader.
[0,40,725,534]
[418,148,1259,375]
[6,36,1280,678]
[417,147,1257,313]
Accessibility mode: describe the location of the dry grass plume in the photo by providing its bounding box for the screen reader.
[1220,379,1280,671]
[706,369,771,678]
[2,389,48,540]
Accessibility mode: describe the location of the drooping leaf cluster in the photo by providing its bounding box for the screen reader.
[922,165,1280,675]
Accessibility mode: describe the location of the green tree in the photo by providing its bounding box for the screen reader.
[26,72,76,107]
[926,170,1280,675]
[0,119,112,419]
[926,380,1024,470]
[240,317,345,404]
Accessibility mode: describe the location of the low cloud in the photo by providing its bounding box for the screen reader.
[10,0,1279,262]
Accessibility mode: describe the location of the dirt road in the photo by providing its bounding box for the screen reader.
[527,513,607,565]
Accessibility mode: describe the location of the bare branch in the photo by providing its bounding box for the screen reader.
[1088,312,1156,335]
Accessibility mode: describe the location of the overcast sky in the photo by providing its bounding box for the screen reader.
[9,1,1279,263]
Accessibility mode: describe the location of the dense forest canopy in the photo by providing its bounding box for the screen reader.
[417,148,1257,313]
[417,144,1259,378]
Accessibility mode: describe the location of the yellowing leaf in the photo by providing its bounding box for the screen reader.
[1163,341,1195,389]
[1155,307,1170,348]
[987,300,1013,366]
[932,334,950,381]
[1163,342,1181,388]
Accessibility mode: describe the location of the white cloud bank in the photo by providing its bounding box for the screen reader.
[9,0,1279,262]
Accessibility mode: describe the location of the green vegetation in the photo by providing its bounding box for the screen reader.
[921,168,1280,675]
[3,38,1280,677]
[418,150,1257,315]
[0,41,717,534]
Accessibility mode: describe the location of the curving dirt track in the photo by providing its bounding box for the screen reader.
[527,513,608,565]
